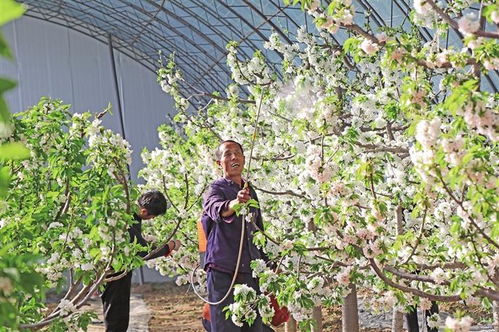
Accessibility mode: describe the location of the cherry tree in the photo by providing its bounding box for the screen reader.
[146,1,498,331]
[0,97,166,330]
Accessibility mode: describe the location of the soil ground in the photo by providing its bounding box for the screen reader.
[83,282,492,331]
[138,283,390,332]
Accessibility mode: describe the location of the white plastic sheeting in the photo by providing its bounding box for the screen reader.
[0,16,176,181]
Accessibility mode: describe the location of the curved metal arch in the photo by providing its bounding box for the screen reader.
[214,1,280,48]
[146,0,266,89]
[187,1,303,94]
[240,0,293,45]
[115,0,233,92]
[32,2,227,95]
[131,0,229,57]
[188,0,290,86]
[175,0,267,61]
[22,6,208,102]
[24,1,196,73]
[22,0,233,94]
[18,0,499,95]
[23,5,155,64]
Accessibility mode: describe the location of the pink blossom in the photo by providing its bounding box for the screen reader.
[375,32,388,43]
[329,182,347,196]
[484,58,499,70]
[360,39,379,55]
[356,228,375,240]
[415,118,441,149]
[343,234,357,244]
[458,13,480,35]
[462,102,498,142]
[363,241,382,258]
[340,12,354,25]
[335,266,352,286]
[356,229,369,240]
[420,298,432,311]
[435,51,449,67]
[430,267,446,285]
[372,208,384,222]
[466,38,483,50]
[321,19,333,29]
[445,152,463,166]
[414,0,432,15]
[412,90,427,108]
[491,10,499,24]
[308,0,320,11]
[445,316,473,332]
[391,48,405,62]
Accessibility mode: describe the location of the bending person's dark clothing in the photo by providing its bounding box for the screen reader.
[101,272,133,332]
[202,178,267,273]
[101,213,171,332]
[129,213,170,259]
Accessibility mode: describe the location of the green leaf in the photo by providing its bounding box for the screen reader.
[247,199,260,209]
[343,37,361,54]
[0,142,30,160]
[0,78,16,94]
[0,166,9,197]
[232,202,242,215]
[0,32,12,59]
[0,0,25,26]
[0,97,12,123]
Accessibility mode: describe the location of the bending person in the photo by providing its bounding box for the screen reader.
[101,190,181,332]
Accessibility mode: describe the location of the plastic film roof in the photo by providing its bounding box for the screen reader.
[19,0,499,103]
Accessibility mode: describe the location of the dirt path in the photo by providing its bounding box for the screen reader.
[138,283,389,332]
[85,294,150,332]
[80,283,493,331]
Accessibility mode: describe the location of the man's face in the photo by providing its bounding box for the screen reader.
[217,142,245,178]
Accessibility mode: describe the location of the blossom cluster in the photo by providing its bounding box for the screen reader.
[147,0,499,329]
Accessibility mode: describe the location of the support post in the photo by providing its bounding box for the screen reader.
[107,33,126,140]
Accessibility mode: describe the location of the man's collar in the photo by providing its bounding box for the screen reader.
[222,177,245,187]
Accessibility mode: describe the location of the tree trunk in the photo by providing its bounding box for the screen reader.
[392,310,404,332]
[285,316,297,332]
[312,306,323,332]
[342,283,359,332]
[493,300,499,332]
[392,205,404,332]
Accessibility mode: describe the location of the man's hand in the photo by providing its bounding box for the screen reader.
[235,187,251,204]
[223,187,251,217]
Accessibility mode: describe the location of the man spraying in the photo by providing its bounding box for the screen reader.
[202,140,267,332]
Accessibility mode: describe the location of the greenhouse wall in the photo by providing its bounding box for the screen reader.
[0,16,177,283]
[0,16,176,183]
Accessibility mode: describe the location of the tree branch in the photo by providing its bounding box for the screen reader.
[369,258,462,302]
[252,184,307,199]
[426,0,499,39]
[437,172,499,250]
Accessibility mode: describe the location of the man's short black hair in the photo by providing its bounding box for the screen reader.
[137,190,167,216]
[215,140,244,161]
